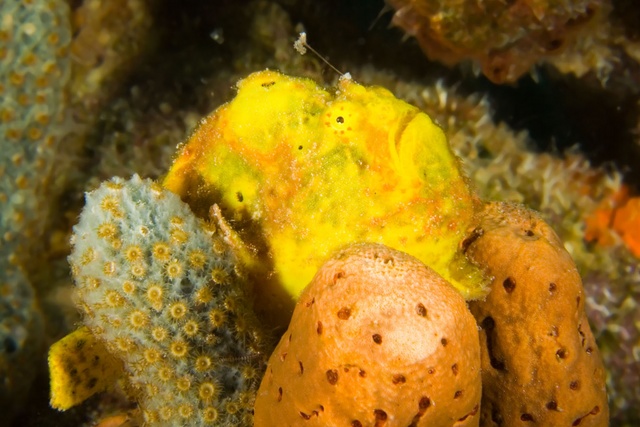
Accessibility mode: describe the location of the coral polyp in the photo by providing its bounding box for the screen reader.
[68,175,270,426]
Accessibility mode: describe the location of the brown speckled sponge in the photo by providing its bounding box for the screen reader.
[254,243,481,426]
[462,202,608,426]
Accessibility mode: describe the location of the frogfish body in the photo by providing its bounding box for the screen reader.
[164,70,485,326]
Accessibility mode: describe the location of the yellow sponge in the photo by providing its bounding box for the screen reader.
[49,326,123,410]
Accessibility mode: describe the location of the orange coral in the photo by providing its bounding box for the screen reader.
[585,185,640,257]
[611,197,640,256]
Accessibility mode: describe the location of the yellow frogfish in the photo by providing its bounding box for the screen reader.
[164,70,486,327]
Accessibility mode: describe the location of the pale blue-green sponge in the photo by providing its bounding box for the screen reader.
[1,0,71,419]
[69,175,269,426]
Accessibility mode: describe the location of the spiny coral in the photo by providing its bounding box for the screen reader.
[69,175,270,426]
[544,2,619,83]
[547,1,640,86]
[387,0,600,83]
[0,0,71,418]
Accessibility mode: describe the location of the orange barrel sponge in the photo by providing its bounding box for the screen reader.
[463,202,608,426]
[255,243,481,426]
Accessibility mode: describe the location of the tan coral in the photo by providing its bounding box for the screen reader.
[254,243,481,426]
[387,0,600,83]
[462,202,608,426]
